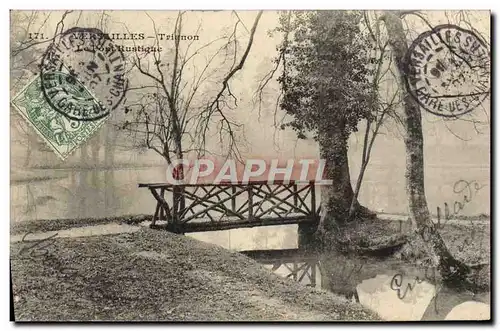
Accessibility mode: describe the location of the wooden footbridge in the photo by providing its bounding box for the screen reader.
[138,180,320,235]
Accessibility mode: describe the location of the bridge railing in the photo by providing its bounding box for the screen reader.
[138,180,319,233]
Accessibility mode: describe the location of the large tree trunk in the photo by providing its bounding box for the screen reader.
[316,127,375,234]
[383,11,471,284]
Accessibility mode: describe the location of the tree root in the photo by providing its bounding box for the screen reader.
[395,232,490,292]
[353,203,377,220]
[439,259,490,292]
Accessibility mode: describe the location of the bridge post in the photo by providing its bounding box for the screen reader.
[172,186,178,222]
[159,188,165,221]
[248,186,253,220]
[170,186,185,234]
[298,223,317,249]
[293,184,298,207]
[231,186,236,212]
[298,182,318,250]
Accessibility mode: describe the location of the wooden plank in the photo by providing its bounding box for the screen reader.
[180,187,242,220]
[149,188,172,221]
[283,263,295,276]
[179,186,219,218]
[205,210,215,222]
[248,186,253,220]
[286,262,309,280]
[254,185,310,219]
[180,191,244,220]
[152,202,160,226]
[181,187,247,223]
[182,186,229,213]
[231,186,236,212]
[283,184,311,213]
[236,199,249,213]
[253,184,292,203]
[298,263,310,282]
[179,215,318,233]
[254,184,286,216]
[250,190,288,214]
[240,248,318,262]
[293,184,298,207]
[159,188,165,221]
[248,187,299,217]
[172,186,178,222]
[179,187,186,214]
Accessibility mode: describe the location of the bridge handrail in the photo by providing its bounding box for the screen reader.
[138,180,316,189]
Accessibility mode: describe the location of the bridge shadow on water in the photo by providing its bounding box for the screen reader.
[239,247,404,302]
[239,247,491,321]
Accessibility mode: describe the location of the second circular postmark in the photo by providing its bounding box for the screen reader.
[40,27,128,121]
[405,24,490,118]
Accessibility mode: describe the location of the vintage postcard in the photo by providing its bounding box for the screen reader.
[10,10,491,322]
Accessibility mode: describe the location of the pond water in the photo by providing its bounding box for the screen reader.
[273,252,491,321]
[10,166,491,321]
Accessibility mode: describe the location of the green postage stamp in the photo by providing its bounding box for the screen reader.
[11,75,107,160]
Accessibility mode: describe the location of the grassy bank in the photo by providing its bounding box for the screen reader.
[11,227,379,321]
[341,216,490,265]
[10,214,151,236]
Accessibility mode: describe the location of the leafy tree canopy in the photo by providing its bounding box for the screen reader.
[277,11,375,143]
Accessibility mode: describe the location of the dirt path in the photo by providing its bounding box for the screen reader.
[11,226,379,321]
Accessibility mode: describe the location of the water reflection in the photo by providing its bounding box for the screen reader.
[240,248,322,289]
[69,170,122,218]
[241,248,490,321]
[11,168,167,221]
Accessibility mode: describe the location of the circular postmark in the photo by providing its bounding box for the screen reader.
[40,27,128,121]
[405,25,490,118]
